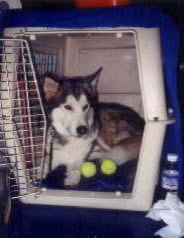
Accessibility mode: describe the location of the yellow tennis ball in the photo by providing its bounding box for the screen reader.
[101,159,117,175]
[81,162,96,178]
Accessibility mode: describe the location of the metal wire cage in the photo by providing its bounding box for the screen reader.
[0,38,47,199]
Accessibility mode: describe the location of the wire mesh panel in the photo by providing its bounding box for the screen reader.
[0,38,47,199]
[34,51,57,76]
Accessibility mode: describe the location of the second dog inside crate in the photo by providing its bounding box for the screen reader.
[30,32,144,193]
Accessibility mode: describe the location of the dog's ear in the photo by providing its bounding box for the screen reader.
[87,67,103,92]
[42,75,60,102]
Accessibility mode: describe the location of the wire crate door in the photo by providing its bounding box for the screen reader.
[0,38,47,199]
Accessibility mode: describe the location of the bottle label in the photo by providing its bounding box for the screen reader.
[161,170,179,191]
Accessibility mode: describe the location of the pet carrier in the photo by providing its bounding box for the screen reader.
[0,6,182,212]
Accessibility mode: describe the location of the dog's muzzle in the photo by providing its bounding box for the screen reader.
[77,125,88,136]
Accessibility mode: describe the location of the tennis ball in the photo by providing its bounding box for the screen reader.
[101,159,117,175]
[81,162,96,178]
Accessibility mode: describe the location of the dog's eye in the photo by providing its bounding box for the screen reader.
[83,104,89,111]
[64,105,73,111]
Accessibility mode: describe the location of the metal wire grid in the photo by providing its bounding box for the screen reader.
[34,50,57,76]
[0,38,47,199]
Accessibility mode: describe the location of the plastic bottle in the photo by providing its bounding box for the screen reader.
[161,153,179,194]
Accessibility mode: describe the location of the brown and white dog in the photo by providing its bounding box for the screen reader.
[42,68,144,187]
[89,102,144,166]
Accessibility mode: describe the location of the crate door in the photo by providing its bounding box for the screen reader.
[0,38,47,198]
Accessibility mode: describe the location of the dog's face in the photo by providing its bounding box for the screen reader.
[42,68,102,138]
[51,93,94,138]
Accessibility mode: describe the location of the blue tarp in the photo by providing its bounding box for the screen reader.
[0,5,182,194]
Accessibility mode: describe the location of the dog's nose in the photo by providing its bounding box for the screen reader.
[77,126,87,136]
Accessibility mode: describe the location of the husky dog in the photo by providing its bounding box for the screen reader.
[42,68,144,187]
[42,69,101,186]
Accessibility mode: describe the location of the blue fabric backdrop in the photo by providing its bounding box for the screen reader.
[0,5,182,194]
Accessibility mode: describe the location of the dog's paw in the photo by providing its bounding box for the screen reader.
[64,170,81,187]
[45,165,66,188]
[88,151,105,160]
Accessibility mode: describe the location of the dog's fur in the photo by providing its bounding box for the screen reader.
[42,68,144,187]
[89,102,144,165]
[42,69,101,186]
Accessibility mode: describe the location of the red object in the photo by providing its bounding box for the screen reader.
[75,0,131,8]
